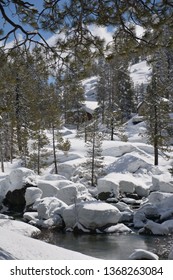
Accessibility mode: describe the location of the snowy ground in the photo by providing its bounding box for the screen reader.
[1,61,173,260]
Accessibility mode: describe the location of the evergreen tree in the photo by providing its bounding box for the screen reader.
[83,120,104,186]
[145,56,172,165]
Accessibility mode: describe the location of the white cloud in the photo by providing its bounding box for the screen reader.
[89,25,114,45]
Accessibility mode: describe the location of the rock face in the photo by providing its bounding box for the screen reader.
[62,201,121,231]
[3,187,27,212]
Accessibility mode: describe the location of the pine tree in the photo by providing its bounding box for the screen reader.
[83,121,104,186]
[145,54,172,165]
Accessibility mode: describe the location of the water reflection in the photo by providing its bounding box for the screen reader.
[37,230,173,260]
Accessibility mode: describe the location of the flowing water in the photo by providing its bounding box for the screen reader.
[36,230,173,260]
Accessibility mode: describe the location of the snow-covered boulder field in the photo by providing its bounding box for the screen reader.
[133,192,173,235]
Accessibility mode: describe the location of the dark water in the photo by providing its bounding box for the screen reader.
[36,230,173,260]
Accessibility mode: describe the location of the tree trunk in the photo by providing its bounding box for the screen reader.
[91,123,95,186]
[15,74,22,153]
[37,133,40,175]
[111,117,114,140]
[52,125,58,174]
[154,105,159,166]
[154,143,159,166]
[0,134,4,172]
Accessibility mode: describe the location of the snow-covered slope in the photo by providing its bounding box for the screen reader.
[130,60,151,85]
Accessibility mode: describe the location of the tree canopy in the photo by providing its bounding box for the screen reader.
[1,0,173,55]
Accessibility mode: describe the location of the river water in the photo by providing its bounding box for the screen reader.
[37,230,173,259]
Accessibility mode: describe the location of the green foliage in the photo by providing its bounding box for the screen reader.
[83,121,104,186]
[57,138,71,154]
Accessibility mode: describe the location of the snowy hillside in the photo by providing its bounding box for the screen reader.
[130,60,151,86]
[1,60,173,260]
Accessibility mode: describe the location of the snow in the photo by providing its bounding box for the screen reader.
[129,60,151,86]
[0,219,41,237]
[62,201,121,230]
[25,187,42,206]
[1,62,173,259]
[36,197,67,219]
[0,227,96,260]
[5,167,36,192]
[128,249,159,260]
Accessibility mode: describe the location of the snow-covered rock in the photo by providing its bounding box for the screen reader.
[147,191,173,206]
[104,223,132,233]
[133,202,160,228]
[23,211,38,222]
[139,220,169,235]
[119,211,134,223]
[5,168,36,193]
[114,201,132,212]
[56,179,74,189]
[37,197,67,220]
[107,154,153,174]
[0,227,97,260]
[128,249,159,260]
[37,180,59,198]
[119,180,135,194]
[58,158,85,179]
[162,220,173,233]
[56,183,93,205]
[0,219,40,236]
[97,177,119,198]
[63,201,121,231]
[41,174,67,181]
[25,187,42,206]
[35,214,63,229]
[102,143,135,157]
[133,211,147,228]
[151,173,173,193]
[135,185,149,197]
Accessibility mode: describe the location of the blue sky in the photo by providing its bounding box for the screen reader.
[0,1,144,50]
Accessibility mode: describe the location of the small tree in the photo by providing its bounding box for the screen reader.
[28,130,50,175]
[83,121,104,186]
[57,137,71,156]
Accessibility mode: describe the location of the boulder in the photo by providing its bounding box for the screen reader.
[128,249,159,260]
[2,168,37,212]
[5,168,36,193]
[139,220,169,235]
[3,188,27,212]
[119,180,135,194]
[63,201,121,231]
[133,211,147,228]
[37,180,59,198]
[56,183,92,205]
[97,177,119,199]
[135,185,149,197]
[37,197,67,220]
[151,173,173,193]
[104,223,132,234]
[25,187,42,206]
[0,219,40,237]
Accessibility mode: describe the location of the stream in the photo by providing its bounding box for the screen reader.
[36,229,173,259]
